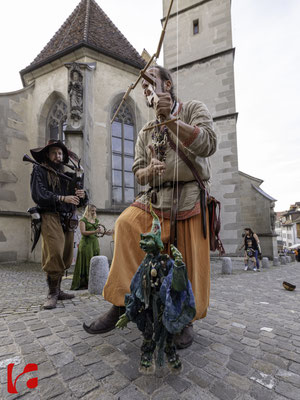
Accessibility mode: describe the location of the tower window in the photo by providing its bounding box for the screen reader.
[193,19,199,35]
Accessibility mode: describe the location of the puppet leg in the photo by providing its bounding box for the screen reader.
[165,332,182,371]
[139,311,156,373]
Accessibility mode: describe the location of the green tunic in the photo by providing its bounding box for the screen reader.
[70,217,100,290]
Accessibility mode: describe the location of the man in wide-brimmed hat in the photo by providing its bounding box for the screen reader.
[30,139,88,309]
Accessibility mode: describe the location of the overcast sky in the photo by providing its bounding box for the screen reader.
[0,0,299,211]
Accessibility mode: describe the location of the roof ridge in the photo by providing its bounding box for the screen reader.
[91,0,142,59]
[21,0,145,77]
[83,0,90,42]
[30,1,83,66]
[57,5,82,53]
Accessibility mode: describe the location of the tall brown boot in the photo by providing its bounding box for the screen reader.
[58,277,75,300]
[44,275,60,309]
[83,305,125,334]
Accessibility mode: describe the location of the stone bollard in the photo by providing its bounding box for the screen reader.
[262,257,269,268]
[222,257,232,274]
[290,254,296,262]
[273,257,279,266]
[286,256,292,263]
[280,256,287,265]
[88,256,109,295]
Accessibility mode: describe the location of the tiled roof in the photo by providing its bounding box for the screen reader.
[251,184,277,202]
[20,0,145,76]
[238,171,264,185]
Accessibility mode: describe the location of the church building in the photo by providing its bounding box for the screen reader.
[0,0,277,263]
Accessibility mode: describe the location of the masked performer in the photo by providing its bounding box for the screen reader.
[30,140,87,309]
[83,65,217,349]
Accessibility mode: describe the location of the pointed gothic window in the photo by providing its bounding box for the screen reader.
[111,102,135,205]
[47,99,68,142]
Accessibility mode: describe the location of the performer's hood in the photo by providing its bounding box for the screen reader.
[30,140,69,164]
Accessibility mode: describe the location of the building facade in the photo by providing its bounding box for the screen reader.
[275,203,300,250]
[0,0,277,263]
[162,0,277,258]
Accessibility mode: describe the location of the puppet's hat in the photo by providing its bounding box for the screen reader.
[149,203,164,250]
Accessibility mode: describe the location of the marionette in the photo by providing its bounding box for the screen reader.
[116,206,196,373]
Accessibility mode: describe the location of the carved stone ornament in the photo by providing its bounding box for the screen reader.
[270,201,276,233]
[67,63,84,129]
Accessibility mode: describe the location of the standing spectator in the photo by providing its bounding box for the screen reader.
[296,247,300,262]
[70,204,102,290]
[240,228,261,271]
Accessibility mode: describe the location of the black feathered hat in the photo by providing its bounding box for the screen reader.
[30,140,69,164]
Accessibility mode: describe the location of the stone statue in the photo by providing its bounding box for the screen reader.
[68,65,83,126]
[270,201,276,233]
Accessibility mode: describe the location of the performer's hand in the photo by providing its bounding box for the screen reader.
[64,195,80,205]
[75,189,85,199]
[148,145,166,177]
[154,92,172,121]
[115,314,129,329]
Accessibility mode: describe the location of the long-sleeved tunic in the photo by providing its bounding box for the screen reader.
[132,100,217,218]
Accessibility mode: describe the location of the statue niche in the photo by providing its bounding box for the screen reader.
[68,64,83,129]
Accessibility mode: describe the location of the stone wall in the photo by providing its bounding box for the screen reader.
[238,171,278,259]
[0,86,34,262]
[163,0,232,69]
[0,47,150,263]
[163,0,241,255]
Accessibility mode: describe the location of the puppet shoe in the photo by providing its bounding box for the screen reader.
[165,343,182,372]
[83,305,125,334]
[139,340,156,374]
[174,323,194,349]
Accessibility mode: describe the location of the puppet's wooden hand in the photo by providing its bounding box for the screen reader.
[115,314,129,329]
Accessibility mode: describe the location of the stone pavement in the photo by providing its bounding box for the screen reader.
[1,259,300,399]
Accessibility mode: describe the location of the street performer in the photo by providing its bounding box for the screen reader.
[83,65,217,349]
[29,139,88,309]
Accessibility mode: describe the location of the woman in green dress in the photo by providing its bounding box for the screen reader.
[71,204,102,290]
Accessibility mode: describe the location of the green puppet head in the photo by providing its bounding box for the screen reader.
[139,204,164,254]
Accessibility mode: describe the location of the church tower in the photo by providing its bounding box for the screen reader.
[162,0,241,254]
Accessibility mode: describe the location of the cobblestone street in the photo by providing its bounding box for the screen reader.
[1,259,300,399]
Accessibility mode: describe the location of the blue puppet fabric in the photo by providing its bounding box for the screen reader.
[160,270,196,334]
[124,254,196,335]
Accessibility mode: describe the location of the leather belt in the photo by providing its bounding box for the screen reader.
[151,180,191,191]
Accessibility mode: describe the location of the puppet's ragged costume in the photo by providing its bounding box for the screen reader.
[116,207,196,373]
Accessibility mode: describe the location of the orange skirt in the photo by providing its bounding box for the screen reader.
[103,206,210,320]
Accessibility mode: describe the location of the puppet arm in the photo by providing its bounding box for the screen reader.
[170,244,188,292]
[115,314,129,329]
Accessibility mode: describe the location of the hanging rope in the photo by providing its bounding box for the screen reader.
[110,0,175,126]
